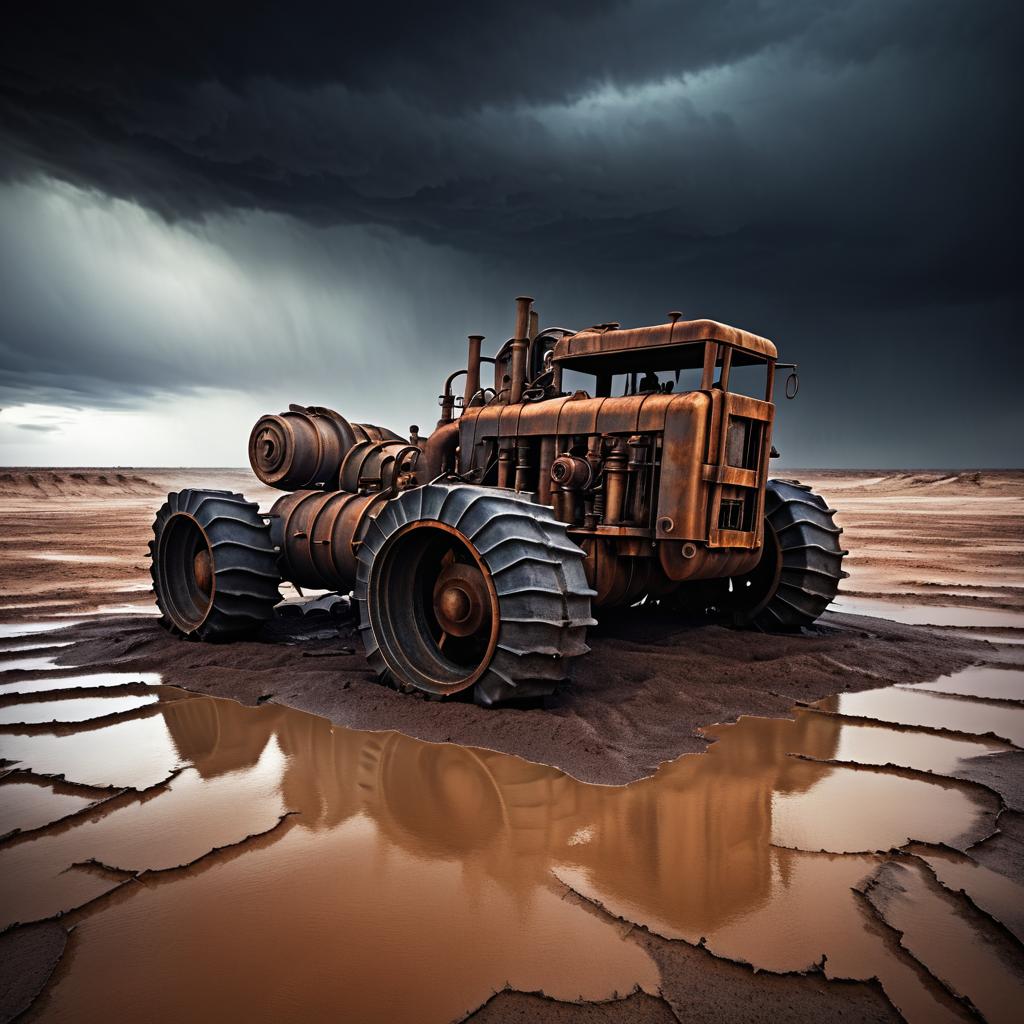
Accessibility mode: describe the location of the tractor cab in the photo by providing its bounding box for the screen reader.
[550,318,778,401]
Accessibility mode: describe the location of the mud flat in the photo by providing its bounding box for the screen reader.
[1,468,1022,1022]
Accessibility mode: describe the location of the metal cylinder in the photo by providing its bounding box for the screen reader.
[338,440,420,494]
[550,454,592,491]
[248,406,403,491]
[249,408,353,490]
[509,296,532,405]
[464,335,483,409]
[513,441,531,492]
[496,444,513,489]
[270,489,387,590]
[602,445,628,525]
[537,437,556,506]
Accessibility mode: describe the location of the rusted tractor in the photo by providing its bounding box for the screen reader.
[150,297,847,704]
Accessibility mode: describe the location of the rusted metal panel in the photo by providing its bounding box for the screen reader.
[155,295,848,703]
[253,296,783,614]
[269,489,386,590]
[655,392,711,542]
[554,319,777,375]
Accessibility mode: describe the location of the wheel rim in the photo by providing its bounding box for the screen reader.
[367,521,499,694]
[157,513,215,632]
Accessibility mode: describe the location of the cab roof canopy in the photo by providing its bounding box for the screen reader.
[551,319,776,376]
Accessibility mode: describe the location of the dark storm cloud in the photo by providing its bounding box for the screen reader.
[2,2,1017,288]
[0,1,1021,465]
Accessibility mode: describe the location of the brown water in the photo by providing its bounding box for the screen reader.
[903,665,1024,703]
[815,684,1024,746]
[1,669,1020,1022]
[861,859,1024,1024]
[831,595,1024,630]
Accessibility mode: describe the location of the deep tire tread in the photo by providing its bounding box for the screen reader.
[749,478,847,630]
[354,483,593,705]
[151,488,281,641]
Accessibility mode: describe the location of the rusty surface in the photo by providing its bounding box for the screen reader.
[269,490,386,592]
[156,296,846,700]
[248,405,403,491]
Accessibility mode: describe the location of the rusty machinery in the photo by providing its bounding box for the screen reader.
[150,297,847,705]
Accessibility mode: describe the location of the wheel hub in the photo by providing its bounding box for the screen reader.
[193,548,213,595]
[433,563,490,637]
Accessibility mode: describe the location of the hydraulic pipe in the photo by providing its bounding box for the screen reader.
[419,419,460,479]
[438,368,467,427]
[464,335,484,409]
[509,296,532,405]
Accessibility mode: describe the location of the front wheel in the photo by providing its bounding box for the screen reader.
[673,479,848,630]
[354,484,595,705]
[149,488,281,640]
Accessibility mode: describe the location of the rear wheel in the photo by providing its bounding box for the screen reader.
[150,488,281,640]
[354,484,595,705]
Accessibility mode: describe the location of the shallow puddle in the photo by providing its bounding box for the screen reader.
[0,672,1013,1023]
[861,859,1024,1024]
[0,641,74,655]
[0,779,97,837]
[84,602,159,616]
[902,665,1024,704]
[0,671,162,696]
[0,709,187,789]
[0,620,83,639]
[28,552,125,563]
[904,842,1024,944]
[0,693,158,725]
[0,654,59,673]
[831,596,1024,630]
[816,686,1024,747]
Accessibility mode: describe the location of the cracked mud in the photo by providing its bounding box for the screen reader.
[0,671,1020,1022]
[1,469,1022,1023]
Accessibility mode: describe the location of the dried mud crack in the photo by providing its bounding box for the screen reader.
[1,468,1022,1023]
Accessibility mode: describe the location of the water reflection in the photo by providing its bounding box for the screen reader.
[0,685,1011,1024]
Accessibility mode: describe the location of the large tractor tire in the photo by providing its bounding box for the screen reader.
[354,483,595,705]
[673,479,847,630]
[150,488,281,640]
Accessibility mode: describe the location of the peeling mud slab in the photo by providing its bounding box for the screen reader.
[464,989,678,1024]
[901,842,1024,944]
[0,921,68,1024]
[859,860,1024,1024]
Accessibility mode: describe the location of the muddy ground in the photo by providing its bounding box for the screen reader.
[1,468,1022,1023]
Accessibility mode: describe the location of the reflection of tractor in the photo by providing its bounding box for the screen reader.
[150,297,847,704]
[157,693,845,934]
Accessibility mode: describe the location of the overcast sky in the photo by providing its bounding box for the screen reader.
[1,2,1019,467]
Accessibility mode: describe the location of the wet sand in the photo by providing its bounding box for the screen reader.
[1,468,1022,1022]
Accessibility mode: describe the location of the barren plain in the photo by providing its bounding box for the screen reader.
[0,468,1022,1023]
